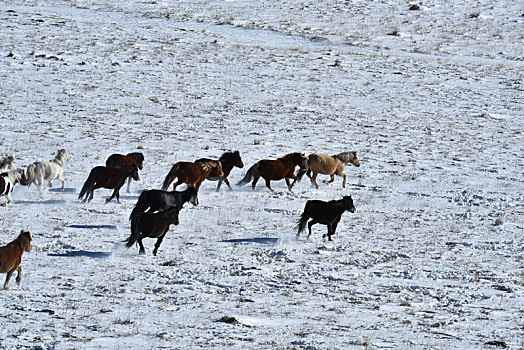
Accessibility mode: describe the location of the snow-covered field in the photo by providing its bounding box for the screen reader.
[1,0,523,348]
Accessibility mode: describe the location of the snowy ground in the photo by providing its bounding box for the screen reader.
[0,0,523,348]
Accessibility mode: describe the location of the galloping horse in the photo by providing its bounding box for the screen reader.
[0,169,27,205]
[195,151,244,191]
[0,155,15,172]
[126,207,180,256]
[296,196,356,241]
[297,151,360,189]
[0,230,32,289]
[237,152,308,192]
[129,186,198,221]
[78,164,140,203]
[161,160,223,192]
[105,152,144,193]
[26,149,70,194]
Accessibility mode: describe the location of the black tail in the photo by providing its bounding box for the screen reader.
[129,191,149,221]
[296,202,311,234]
[296,168,308,182]
[125,215,141,248]
[237,162,258,186]
[78,173,94,201]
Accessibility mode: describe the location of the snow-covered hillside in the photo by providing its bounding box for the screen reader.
[0,0,522,348]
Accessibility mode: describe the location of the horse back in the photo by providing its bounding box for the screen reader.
[258,159,293,180]
[308,154,338,174]
[91,166,126,188]
[305,199,344,224]
[178,162,204,182]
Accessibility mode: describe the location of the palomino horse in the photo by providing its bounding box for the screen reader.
[0,169,27,205]
[237,152,308,192]
[195,151,244,191]
[0,155,15,172]
[296,196,356,241]
[126,207,180,256]
[297,151,360,189]
[0,230,32,289]
[26,149,70,194]
[129,186,198,221]
[106,152,144,193]
[78,164,140,203]
[161,160,224,192]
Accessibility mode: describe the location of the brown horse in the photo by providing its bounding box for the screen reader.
[106,152,144,192]
[237,152,308,192]
[161,160,224,192]
[297,151,360,189]
[0,230,32,289]
[126,207,180,256]
[195,151,244,191]
[78,164,140,203]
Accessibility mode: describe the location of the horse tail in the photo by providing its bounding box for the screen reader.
[237,162,259,186]
[129,191,148,221]
[161,164,179,190]
[78,171,94,200]
[296,202,312,234]
[125,215,141,248]
[26,164,36,187]
[296,168,308,182]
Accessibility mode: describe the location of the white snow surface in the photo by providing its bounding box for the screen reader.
[1,0,523,349]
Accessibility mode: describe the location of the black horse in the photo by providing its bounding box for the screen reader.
[296,196,356,241]
[195,151,244,191]
[129,186,198,221]
[78,164,140,203]
[126,207,180,255]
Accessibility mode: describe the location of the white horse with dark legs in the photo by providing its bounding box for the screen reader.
[26,149,70,194]
[0,169,27,205]
[0,156,15,173]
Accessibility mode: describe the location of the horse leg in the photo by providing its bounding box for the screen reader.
[307,220,317,237]
[3,270,14,289]
[153,233,166,256]
[216,179,223,192]
[289,174,299,189]
[311,172,320,189]
[60,175,66,191]
[48,180,53,188]
[323,224,333,241]
[173,179,184,191]
[341,173,347,188]
[264,178,274,192]
[106,187,120,203]
[138,237,146,255]
[15,266,22,285]
[251,175,260,190]
[324,174,335,184]
[126,176,132,193]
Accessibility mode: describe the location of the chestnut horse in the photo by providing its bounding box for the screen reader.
[0,230,32,289]
[237,152,308,192]
[296,196,356,241]
[195,151,244,191]
[297,151,360,189]
[161,160,223,191]
[78,164,140,203]
[126,207,180,256]
[106,152,144,193]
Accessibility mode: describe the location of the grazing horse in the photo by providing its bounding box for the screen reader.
[237,152,308,192]
[296,196,356,241]
[126,207,180,256]
[161,160,224,192]
[0,169,27,205]
[0,155,15,172]
[129,186,199,221]
[0,230,32,289]
[195,151,244,191]
[105,152,144,193]
[78,164,139,203]
[297,151,360,189]
[26,149,70,194]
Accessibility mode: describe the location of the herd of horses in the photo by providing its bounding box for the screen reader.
[0,149,360,289]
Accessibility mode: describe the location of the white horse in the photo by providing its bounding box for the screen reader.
[0,169,27,205]
[0,156,15,173]
[26,149,70,194]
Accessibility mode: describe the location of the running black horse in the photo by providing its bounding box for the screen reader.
[129,186,198,221]
[78,164,140,203]
[195,151,244,191]
[296,196,356,241]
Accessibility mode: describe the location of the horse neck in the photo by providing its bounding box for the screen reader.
[219,158,235,173]
[6,239,25,251]
[51,158,64,167]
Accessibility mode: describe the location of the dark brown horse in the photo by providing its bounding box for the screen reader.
[195,151,244,191]
[161,160,224,192]
[106,152,144,192]
[78,164,140,203]
[126,207,180,256]
[296,196,356,241]
[237,152,308,192]
[0,230,32,289]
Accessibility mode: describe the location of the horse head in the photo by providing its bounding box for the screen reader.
[163,208,180,225]
[130,153,144,169]
[187,186,199,206]
[19,230,32,252]
[125,164,140,181]
[343,196,356,213]
[337,151,360,167]
[232,151,244,168]
[298,153,309,169]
